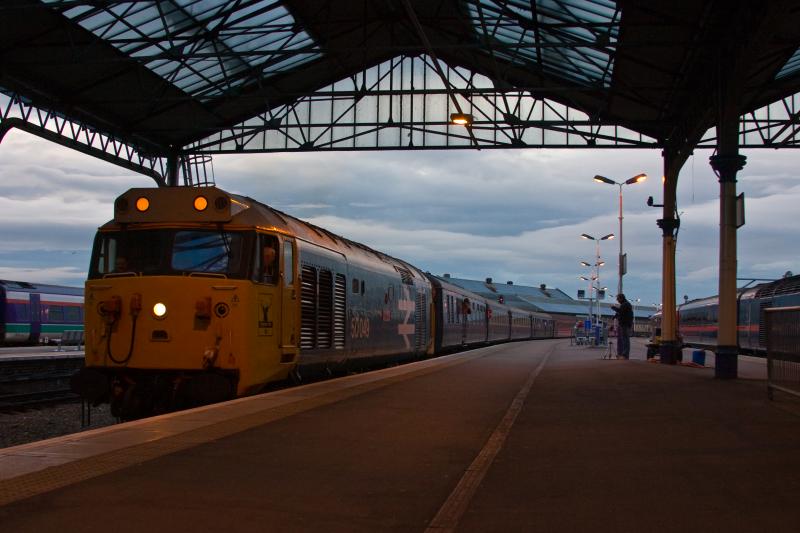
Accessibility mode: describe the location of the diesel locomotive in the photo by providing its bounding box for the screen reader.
[71,186,555,418]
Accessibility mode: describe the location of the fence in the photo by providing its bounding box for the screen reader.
[765,307,800,400]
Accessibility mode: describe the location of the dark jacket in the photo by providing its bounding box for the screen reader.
[613,300,634,328]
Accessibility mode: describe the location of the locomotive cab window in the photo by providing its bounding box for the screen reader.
[283,239,294,287]
[255,234,279,284]
[89,230,252,279]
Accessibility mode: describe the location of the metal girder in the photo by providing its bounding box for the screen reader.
[5,51,800,187]
[699,92,800,148]
[187,54,659,153]
[0,90,214,186]
[42,0,322,102]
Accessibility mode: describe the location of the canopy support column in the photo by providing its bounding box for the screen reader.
[709,151,745,378]
[658,148,682,365]
[710,40,747,379]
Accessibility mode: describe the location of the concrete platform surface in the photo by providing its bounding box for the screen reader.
[1,339,798,532]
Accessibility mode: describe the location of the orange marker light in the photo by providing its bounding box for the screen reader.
[135,197,150,212]
[193,196,208,211]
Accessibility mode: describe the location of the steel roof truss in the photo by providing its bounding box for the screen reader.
[186,54,656,153]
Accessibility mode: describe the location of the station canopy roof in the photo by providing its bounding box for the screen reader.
[2,1,800,156]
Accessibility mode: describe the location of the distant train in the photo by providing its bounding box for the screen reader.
[651,274,800,355]
[0,280,84,344]
[71,186,557,418]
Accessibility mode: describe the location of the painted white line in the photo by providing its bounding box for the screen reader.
[425,345,554,533]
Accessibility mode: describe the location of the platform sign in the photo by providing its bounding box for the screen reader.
[736,192,745,228]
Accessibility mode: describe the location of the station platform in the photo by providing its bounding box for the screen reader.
[1,339,799,532]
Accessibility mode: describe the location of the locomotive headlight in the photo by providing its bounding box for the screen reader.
[135,197,150,212]
[193,195,208,211]
[153,302,167,319]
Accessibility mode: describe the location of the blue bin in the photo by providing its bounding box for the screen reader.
[692,350,706,366]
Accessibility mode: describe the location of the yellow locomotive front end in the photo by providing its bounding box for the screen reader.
[73,187,298,418]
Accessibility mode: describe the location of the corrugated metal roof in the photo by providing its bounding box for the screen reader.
[439,275,655,318]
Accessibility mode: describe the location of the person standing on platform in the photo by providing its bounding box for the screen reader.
[611,293,634,359]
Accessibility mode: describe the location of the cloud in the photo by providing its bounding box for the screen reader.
[1,129,798,309]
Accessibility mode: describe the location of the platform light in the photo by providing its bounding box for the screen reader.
[153,302,167,318]
[193,195,208,211]
[450,113,473,126]
[135,197,150,212]
[593,174,646,294]
[626,173,648,185]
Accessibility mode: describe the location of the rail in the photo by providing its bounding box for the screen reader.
[765,306,800,400]
[0,357,82,410]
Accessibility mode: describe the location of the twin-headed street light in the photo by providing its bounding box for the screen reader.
[593,174,647,295]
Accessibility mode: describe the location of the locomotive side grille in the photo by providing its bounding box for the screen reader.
[395,266,413,285]
[300,265,317,350]
[415,292,427,353]
[317,270,333,349]
[759,299,773,347]
[755,275,800,298]
[333,273,346,349]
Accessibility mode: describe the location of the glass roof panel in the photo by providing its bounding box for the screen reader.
[777,48,800,80]
[465,0,620,88]
[45,0,322,100]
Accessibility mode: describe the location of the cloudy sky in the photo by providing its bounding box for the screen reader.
[1,127,797,309]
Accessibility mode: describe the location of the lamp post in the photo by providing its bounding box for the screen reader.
[593,173,647,295]
[579,274,595,324]
[580,233,614,327]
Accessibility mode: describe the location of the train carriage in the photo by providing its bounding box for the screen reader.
[667,274,800,355]
[510,308,532,340]
[0,280,84,345]
[430,276,490,351]
[486,301,510,343]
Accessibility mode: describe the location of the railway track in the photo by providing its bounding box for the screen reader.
[0,355,83,410]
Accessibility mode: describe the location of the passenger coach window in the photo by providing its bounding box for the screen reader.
[49,306,64,322]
